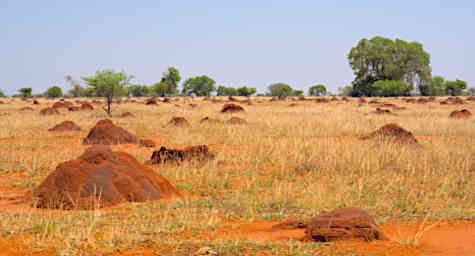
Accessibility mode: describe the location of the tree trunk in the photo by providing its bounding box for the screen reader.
[107,96,112,117]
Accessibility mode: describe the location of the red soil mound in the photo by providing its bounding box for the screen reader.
[29,145,181,209]
[221,103,245,113]
[467,96,475,101]
[162,97,171,103]
[168,117,190,127]
[33,100,40,105]
[449,109,472,119]
[200,117,222,124]
[228,96,240,102]
[0,100,5,104]
[227,117,247,124]
[189,103,198,108]
[68,106,80,112]
[272,207,387,242]
[52,101,73,109]
[362,123,419,145]
[92,100,102,105]
[359,97,367,103]
[373,108,397,116]
[139,139,156,148]
[147,145,214,164]
[330,97,339,101]
[19,107,34,111]
[288,103,298,107]
[119,112,135,118]
[145,98,158,105]
[39,107,60,115]
[48,121,81,131]
[80,102,94,111]
[83,119,138,145]
[315,98,330,103]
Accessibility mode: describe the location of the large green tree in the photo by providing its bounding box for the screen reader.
[216,86,237,96]
[419,76,446,96]
[468,87,475,96]
[236,86,257,96]
[267,83,294,99]
[372,80,413,97]
[44,86,63,98]
[348,36,431,96]
[308,84,327,96]
[159,67,181,96]
[128,84,150,97]
[82,69,133,116]
[18,87,32,98]
[182,75,216,96]
[444,79,467,96]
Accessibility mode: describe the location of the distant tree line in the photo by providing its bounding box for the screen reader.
[7,36,473,99]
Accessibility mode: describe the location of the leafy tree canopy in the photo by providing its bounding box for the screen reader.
[158,67,181,96]
[18,87,32,98]
[236,86,257,96]
[308,84,327,96]
[348,36,431,96]
[65,75,84,97]
[182,75,216,96]
[0,90,6,97]
[128,85,150,97]
[267,83,303,98]
[444,79,467,96]
[217,86,237,96]
[82,69,133,116]
[44,86,63,98]
[372,80,413,97]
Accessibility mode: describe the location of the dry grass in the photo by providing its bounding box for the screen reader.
[0,97,473,255]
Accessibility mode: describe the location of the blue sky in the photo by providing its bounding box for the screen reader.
[1,1,474,95]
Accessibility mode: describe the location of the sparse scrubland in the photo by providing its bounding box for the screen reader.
[0,96,473,255]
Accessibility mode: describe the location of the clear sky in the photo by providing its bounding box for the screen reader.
[1,1,474,95]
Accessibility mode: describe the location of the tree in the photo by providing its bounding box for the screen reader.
[159,67,181,96]
[348,36,431,96]
[217,86,237,96]
[292,90,304,96]
[468,88,475,96]
[151,82,169,97]
[372,80,413,97]
[82,69,134,116]
[236,86,257,96]
[44,86,63,98]
[308,84,327,96]
[445,79,467,96]
[419,76,446,96]
[128,85,150,97]
[337,85,354,96]
[0,90,6,97]
[182,75,216,96]
[65,75,84,97]
[267,83,293,99]
[18,87,32,98]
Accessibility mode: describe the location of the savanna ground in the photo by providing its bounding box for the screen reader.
[0,96,473,255]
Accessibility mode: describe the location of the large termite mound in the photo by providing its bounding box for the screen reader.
[221,104,245,113]
[49,121,81,131]
[362,123,419,145]
[39,107,60,116]
[449,109,472,119]
[167,117,190,127]
[147,145,214,164]
[29,145,181,209]
[271,207,388,242]
[83,119,138,145]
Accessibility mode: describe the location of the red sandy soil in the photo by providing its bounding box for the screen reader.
[215,220,475,256]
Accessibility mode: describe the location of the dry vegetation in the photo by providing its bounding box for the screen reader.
[0,96,473,255]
